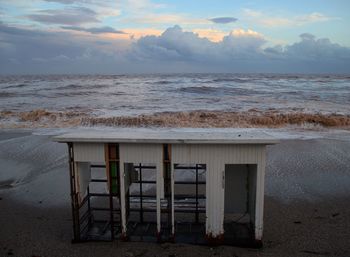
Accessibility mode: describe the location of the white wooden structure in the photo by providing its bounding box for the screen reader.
[54,130,278,247]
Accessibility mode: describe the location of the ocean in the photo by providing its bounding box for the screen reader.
[1,73,350,128]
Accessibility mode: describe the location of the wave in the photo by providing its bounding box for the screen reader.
[2,109,349,129]
[177,86,220,94]
[3,83,29,89]
[147,80,175,85]
[53,90,100,97]
[211,78,250,83]
[82,111,350,128]
[56,84,87,90]
[0,92,16,98]
[0,109,87,128]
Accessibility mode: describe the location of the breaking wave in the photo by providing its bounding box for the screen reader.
[1,109,350,129]
[1,74,350,129]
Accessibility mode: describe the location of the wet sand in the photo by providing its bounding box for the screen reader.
[0,130,350,257]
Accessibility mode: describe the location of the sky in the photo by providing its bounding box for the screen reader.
[0,0,350,74]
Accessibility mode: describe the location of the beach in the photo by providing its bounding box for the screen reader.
[2,0,350,254]
[1,129,350,257]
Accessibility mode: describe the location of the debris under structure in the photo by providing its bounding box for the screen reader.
[53,129,278,247]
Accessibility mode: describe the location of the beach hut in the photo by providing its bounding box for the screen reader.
[53,129,278,247]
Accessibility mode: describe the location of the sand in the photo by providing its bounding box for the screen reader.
[0,129,350,257]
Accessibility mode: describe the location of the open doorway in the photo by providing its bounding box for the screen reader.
[224,164,257,246]
[123,163,159,241]
[70,160,121,241]
[173,163,206,244]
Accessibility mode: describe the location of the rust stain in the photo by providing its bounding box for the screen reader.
[156,231,162,243]
[120,232,129,241]
[205,232,224,245]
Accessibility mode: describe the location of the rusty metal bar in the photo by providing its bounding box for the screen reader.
[195,164,199,223]
[139,163,144,223]
[68,142,80,242]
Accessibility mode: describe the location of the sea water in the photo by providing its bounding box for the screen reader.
[0,73,349,128]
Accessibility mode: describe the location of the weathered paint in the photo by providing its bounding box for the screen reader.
[54,129,277,246]
[54,130,278,145]
[119,143,163,235]
[73,143,104,162]
[75,162,91,203]
[171,144,266,239]
[205,232,224,245]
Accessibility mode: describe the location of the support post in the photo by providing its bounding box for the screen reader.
[195,164,199,224]
[162,144,172,241]
[87,185,92,230]
[139,163,144,223]
[105,143,121,241]
[68,142,80,242]
[109,163,115,240]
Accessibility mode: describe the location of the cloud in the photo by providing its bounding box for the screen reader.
[125,0,166,11]
[130,26,350,73]
[264,33,350,61]
[284,33,350,60]
[122,0,207,26]
[131,25,216,61]
[44,0,77,3]
[1,23,350,74]
[0,22,47,36]
[27,7,99,25]
[209,17,238,24]
[132,26,266,62]
[297,12,336,24]
[243,9,337,27]
[124,14,208,25]
[0,22,131,74]
[192,29,226,42]
[61,26,126,34]
[43,0,104,4]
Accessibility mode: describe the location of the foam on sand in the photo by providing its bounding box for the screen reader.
[1,109,350,129]
[0,132,67,189]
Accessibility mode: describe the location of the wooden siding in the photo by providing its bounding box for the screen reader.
[73,143,105,162]
[172,144,266,239]
[119,143,164,234]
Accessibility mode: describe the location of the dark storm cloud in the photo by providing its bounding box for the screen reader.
[132,25,265,62]
[27,7,98,25]
[209,17,238,24]
[0,22,47,36]
[1,24,350,74]
[0,22,87,64]
[131,26,350,73]
[265,33,350,60]
[61,26,126,34]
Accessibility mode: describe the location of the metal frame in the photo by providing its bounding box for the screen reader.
[126,164,158,241]
[172,164,206,244]
[66,141,266,247]
[68,143,122,242]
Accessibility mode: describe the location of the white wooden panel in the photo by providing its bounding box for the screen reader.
[119,143,164,234]
[120,143,164,197]
[73,143,104,162]
[172,144,265,238]
[254,147,266,240]
[172,144,265,164]
[75,162,91,203]
[119,143,163,164]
